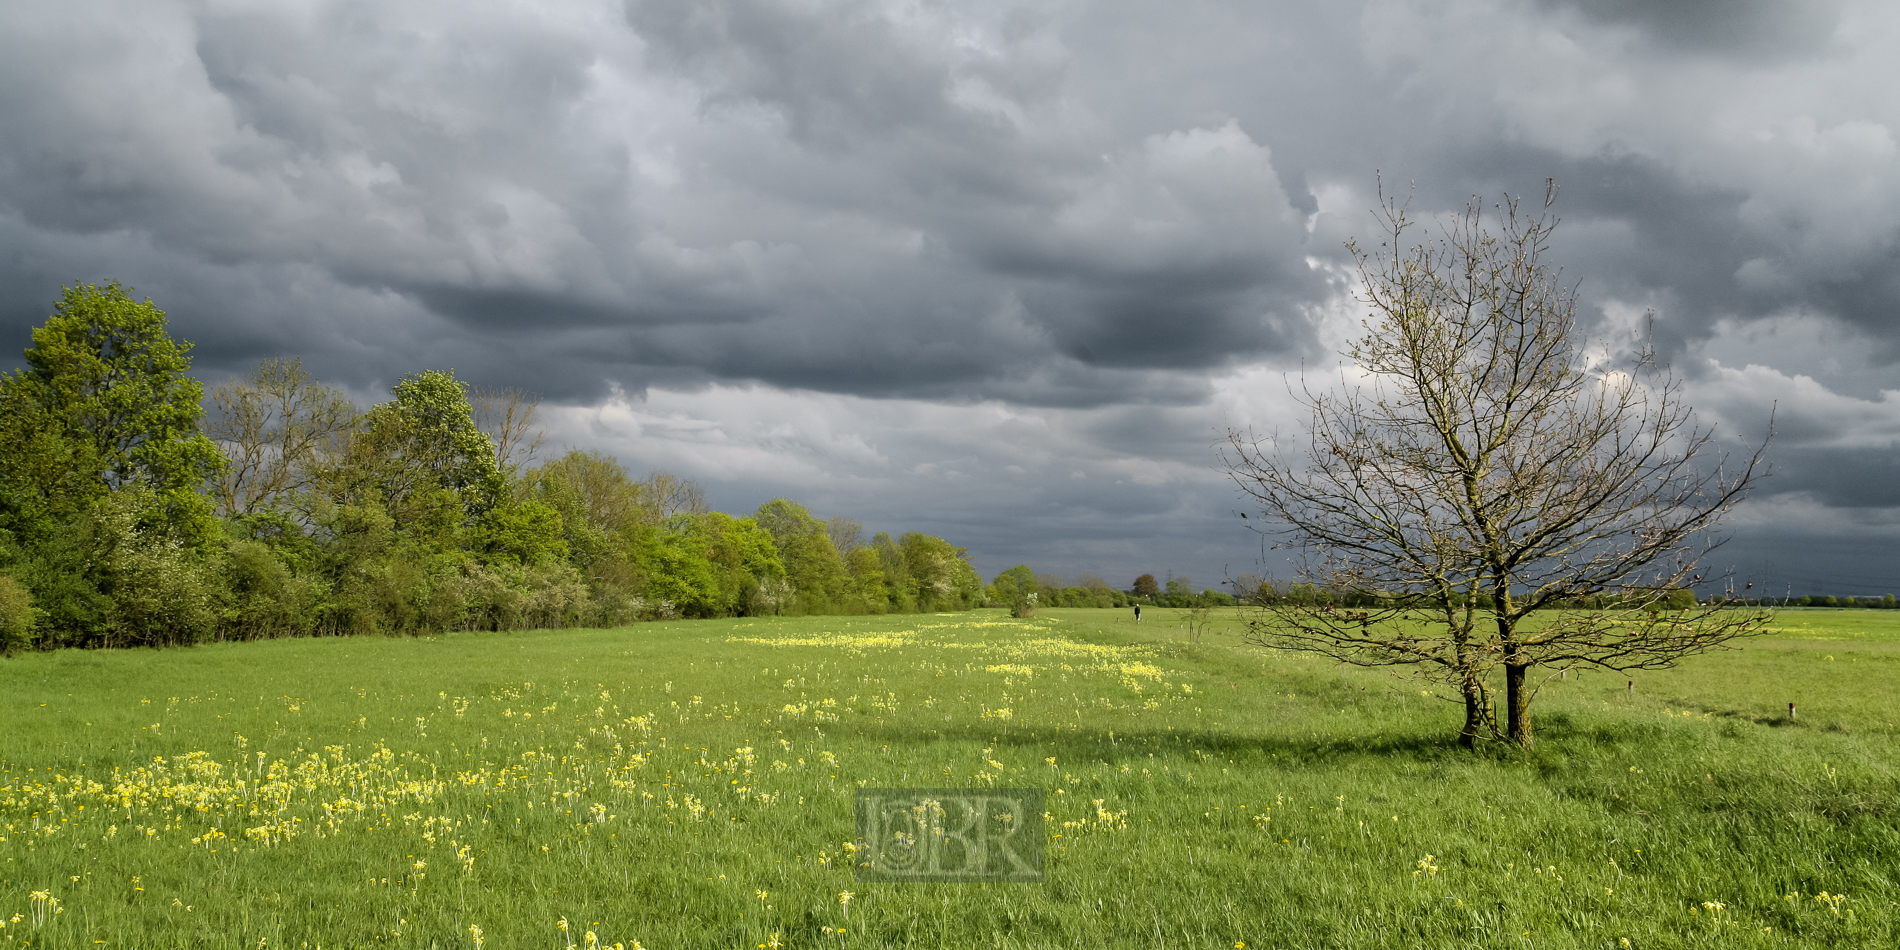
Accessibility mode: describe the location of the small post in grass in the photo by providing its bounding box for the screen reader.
[1789,702,1797,721]
[1627,680,1634,694]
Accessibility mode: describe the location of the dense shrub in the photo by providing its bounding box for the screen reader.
[0,575,34,656]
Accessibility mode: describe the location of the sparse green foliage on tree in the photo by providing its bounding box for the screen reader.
[208,356,357,518]
[1224,182,1770,748]
[469,385,544,475]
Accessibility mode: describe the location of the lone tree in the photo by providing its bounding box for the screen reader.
[1222,182,1770,748]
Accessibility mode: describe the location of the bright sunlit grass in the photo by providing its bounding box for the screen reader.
[1,608,1895,948]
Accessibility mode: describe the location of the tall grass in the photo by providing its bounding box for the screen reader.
[1,608,1894,948]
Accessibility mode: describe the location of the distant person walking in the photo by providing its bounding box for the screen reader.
[1134,604,1142,623]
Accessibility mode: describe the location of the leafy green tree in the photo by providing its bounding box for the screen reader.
[872,532,913,612]
[673,512,786,616]
[0,282,224,546]
[899,532,982,611]
[756,498,852,613]
[636,526,720,617]
[991,565,1035,601]
[1132,574,1159,599]
[1162,576,1194,606]
[518,454,738,620]
[331,370,504,539]
[466,501,569,567]
[519,451,639,572]
[843,545,887,613]
[990,565,1040,615]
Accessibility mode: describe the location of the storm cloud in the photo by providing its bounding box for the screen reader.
[2,0,1897,592]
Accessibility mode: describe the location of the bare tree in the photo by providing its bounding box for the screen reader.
[1221,181,1771,748]
[638,471,708,522]
[1230,573,1270,605]
[825,516,865,554]
[470,385,545,474]
[207,356,358,517]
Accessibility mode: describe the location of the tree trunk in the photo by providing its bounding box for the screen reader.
[1505,658,1532,747]
[1459,685,1485,749]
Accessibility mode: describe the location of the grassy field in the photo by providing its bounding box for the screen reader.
[1,607,1895,949]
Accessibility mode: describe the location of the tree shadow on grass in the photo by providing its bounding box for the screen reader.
[847,720,1492,769]
[843,716,1900,829]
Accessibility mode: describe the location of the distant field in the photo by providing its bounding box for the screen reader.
[2,608,1895,948]
[1751,608,1900,646]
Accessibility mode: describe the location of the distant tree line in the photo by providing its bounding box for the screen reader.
[0,284,981,654]
[981,568,1238,616]
[1224,574,1712,610]
[975,565,1899,617]
[1719,594,1899,608]
[1224,575,1898,611]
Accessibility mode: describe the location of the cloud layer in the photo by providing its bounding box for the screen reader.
[2,0,1898,591]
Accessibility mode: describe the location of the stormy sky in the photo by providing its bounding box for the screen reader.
[3,0,1896,595]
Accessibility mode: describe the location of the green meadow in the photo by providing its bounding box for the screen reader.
[2,608,1895,949]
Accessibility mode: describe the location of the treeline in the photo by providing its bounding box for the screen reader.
[1227,575,1704,610]
[0,283,980,653]
[1228,575,1900,610]
[981,568,1238,615]
[1722,594,1899,608]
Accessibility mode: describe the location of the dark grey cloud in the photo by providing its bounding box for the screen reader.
[1542,0,1845,59]
[1770,449,1900,509]
[1,0,1897,592]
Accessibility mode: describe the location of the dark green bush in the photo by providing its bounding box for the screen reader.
[0,575,34,656]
